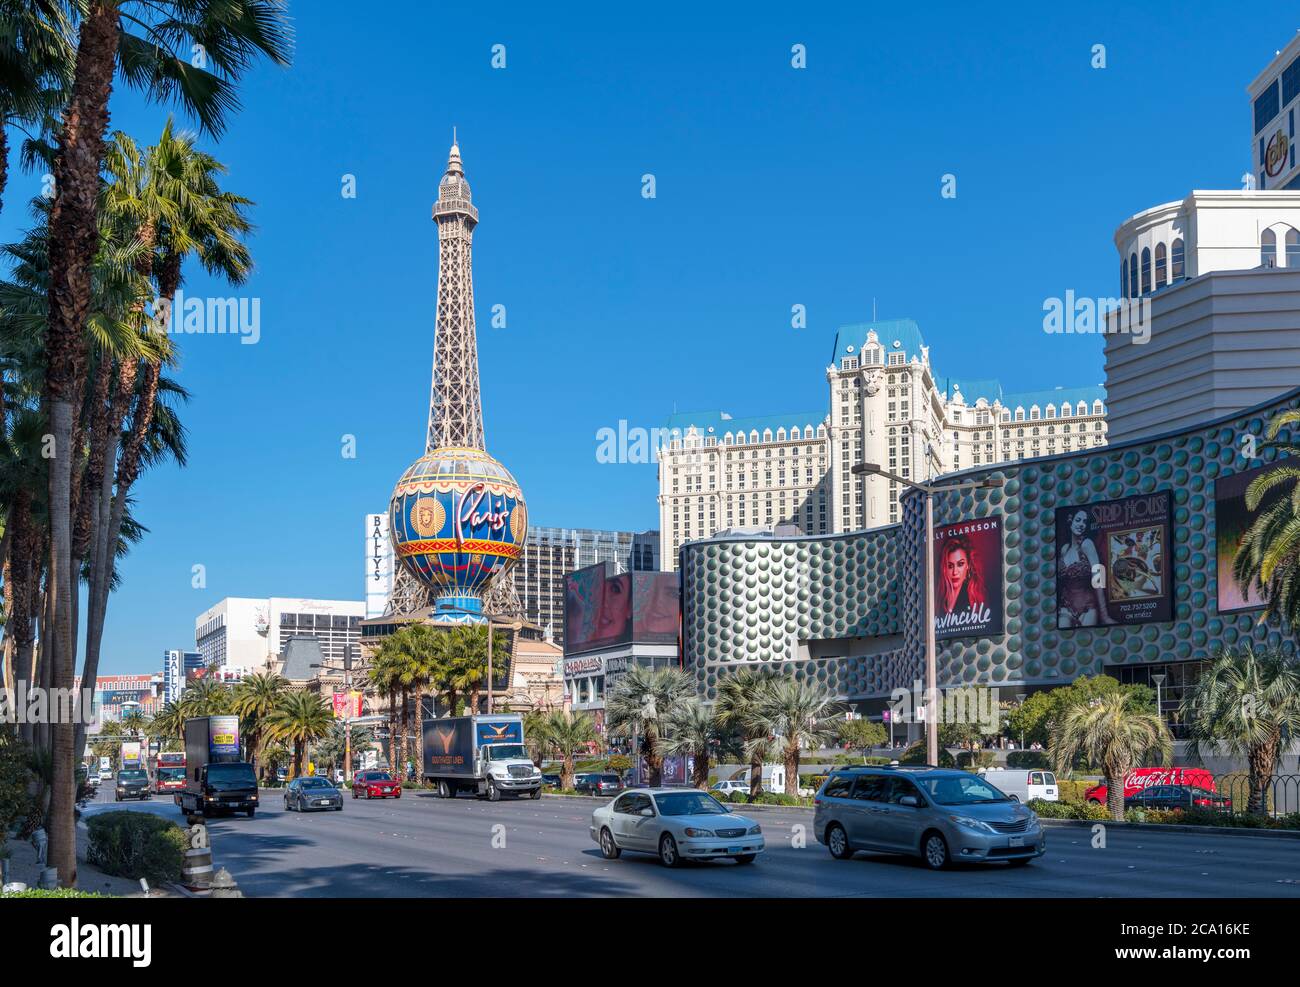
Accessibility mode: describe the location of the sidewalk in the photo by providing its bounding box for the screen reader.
[3,819,181,897]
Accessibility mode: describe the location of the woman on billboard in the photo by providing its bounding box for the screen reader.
[1058,509,1111,627]
[939,534,987,621]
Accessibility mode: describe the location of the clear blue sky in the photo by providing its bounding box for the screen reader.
[1,2,1289,675]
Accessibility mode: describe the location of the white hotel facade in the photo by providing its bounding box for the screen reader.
[656,318,1107,568]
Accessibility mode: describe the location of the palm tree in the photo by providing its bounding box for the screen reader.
[746,678,843,796]
[367,643,402,772]
[230,672,288,779]
[40,0,291,886]
[1232,410,1300,628]
[1050,692,1172,821]
[715,666,782,799]
[661,699,721,789]
[119,708,144,739]
[523,709,550,767]
[1181,644,1300,815]
[264,692,333,780]
[604,665,692,786]
[149,700,184,745]
[176,677,231,720]
[542,710,597,789]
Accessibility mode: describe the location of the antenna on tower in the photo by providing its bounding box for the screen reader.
[873,298,877,321]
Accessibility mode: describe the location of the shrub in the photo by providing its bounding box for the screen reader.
[800,774,828,791]
[1055,779,1096,803]
[0,734,33,855]
[955,750,997,770]
[1,888,111,898]
[86,811,187,885]
[900,741,954,768]
[1027,798,1109,820]
[1007,750,1050,769]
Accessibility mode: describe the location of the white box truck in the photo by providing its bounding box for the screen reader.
[423,714,542,801]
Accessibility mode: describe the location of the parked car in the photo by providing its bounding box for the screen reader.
[1125,784,1232,813]
[979,768,1059,802]
[352,770,402,800]
[576,773,625,797]
[114,768,151,802]
[814,766,1045,869]
[591,788,764,866]
[710,779,750,797]
[1086,767,1216,805]
[285,776,344,812]
[541,773,562,788]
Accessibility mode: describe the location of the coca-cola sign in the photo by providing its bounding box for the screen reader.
[1088,766,1215,802]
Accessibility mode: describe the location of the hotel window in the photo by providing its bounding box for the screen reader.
[1140,247,1151,294]
[1263,228,1278,268]
[1154,242,1167,288]
[1171,238,1185,280]
[1129,253,1138,297]
[1121,259,1128,298]
[1288,228,1300,267]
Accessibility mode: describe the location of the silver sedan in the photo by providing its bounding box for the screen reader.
[590,788,764,867]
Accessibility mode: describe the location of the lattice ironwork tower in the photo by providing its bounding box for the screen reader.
[426,138,485,452]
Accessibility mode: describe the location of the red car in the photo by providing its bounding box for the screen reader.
[1086,767,1216,804]
[352,770,402,800]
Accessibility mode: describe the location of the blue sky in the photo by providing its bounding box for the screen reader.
[1,2,1289,675]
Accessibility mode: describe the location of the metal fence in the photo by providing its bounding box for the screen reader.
[1211,773,1300,818]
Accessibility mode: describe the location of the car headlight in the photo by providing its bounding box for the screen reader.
[746,825,762,836]
[949,815,997,834]
[683,827,715,838]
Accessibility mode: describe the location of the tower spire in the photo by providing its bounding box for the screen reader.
[426,136,484,451]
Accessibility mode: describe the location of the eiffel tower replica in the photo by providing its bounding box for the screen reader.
[387,136,523,620]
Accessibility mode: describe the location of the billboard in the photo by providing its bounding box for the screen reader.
[208,715,240,758]
[1215,458,1299,613]
[933,516,1003,640]
[332,691,363,719]
[474,719,523,746]
[1055,491,1172,629]
[565,564,680,656]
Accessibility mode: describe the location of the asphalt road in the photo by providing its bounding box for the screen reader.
[82,784,1300,898]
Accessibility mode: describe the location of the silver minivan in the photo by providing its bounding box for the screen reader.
[813,766,1046,869]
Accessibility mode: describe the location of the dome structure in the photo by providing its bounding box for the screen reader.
[389,446,527,621]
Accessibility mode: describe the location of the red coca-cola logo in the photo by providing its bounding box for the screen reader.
[1122,767,1214,797]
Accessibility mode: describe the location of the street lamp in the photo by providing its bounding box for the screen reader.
[1016,693,1027,750]
[1151,673,1166,724]
[852,462,1005,767]
[310,643,356,783]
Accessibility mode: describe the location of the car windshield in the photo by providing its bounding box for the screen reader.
[157,768,185,781]
[919,775,1011,805]
[366,773,393,782]
[301,778,333,789]
[485,745,528,761]
[118,770,146,781]
[654,792,728,816]
[207,764,256,790]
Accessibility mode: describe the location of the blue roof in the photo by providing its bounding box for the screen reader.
[664,410,826,437]
[831,319,926,363]
[938,376,1004,405]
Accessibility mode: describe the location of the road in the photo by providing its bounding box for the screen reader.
[83,784,1300,897]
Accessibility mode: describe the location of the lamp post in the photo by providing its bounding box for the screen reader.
[1016,693,1027,750]
[1151,673,1166,725]
[852,462,1005,767]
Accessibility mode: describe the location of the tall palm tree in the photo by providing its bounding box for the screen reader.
[149,700,184,745]
[367,643,402,773]
[746,678,842,796]
[119,708,144,739]
[715,666,782,800]
[176,677,230,720]
[40,0,291,886]
[523,709,550,767]
[264,692,333,780]
[1181,644,1300,815]
[230,672,287,779]
[1232,409,1300,628]
[661,699,720,789]
[1050,692,1172,821]
[604,665,692,786]
[542,710,597,789]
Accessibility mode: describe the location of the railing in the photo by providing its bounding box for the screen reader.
[1210,773,1300,818]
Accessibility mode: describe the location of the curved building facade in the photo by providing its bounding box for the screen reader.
[681,386,1300,710]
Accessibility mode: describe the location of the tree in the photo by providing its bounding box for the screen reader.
[1049,692,1171,821]
[176,677,231,719]
[746,678,843,796]
[264,692,333,779]
[836,717,887,754]
[1181,644,1300,815]
[661,699,720,789]
[230,672,287,779]
[1009,676,1155,751]
[715,666,782,800]
[541,710,597,789]
[1232,410,1300,628]
[39,0,290,887]
[604,665,692,786]
[149,700,184,744]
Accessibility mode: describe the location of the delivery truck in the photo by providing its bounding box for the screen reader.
[119,740,142,770]
[178,715,259,818]
[423,713,542,801]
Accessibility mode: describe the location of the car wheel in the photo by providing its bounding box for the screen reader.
[733,854,757,865]
[487,778,501,802]
[246,808,256,818]
[659,833,682,868]
[922,832,950,870]
[351,789,357,799]
[437,780,452,799]
[826,823,853,860]
[394,790,401,799]
[599,827,621,859]
[530,787,541,800]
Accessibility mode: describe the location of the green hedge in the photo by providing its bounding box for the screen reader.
[86,811,187,885]
[900,741,955,768]
[713,790,812,807]
[1007,751,1050,769]
[1027,798,1110,820]
[1,888,111,898]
